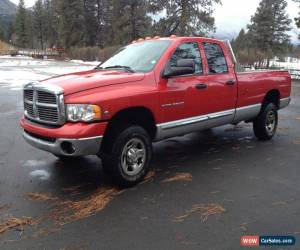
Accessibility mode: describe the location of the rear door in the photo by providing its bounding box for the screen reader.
[200,41,238,115]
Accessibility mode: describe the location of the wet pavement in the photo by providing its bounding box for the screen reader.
[0,80,300,250]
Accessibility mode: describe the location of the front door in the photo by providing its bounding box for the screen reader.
[159,41,206,123]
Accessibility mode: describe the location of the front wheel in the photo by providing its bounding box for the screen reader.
[253,103,278,141]
[101,125,152,187]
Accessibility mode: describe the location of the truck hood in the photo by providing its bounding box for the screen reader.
[41,70,145,95]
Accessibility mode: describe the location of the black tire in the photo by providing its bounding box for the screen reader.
[253,103,278,141]
[101,125,152,187]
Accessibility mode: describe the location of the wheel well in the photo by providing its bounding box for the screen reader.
[262,89,280,108]
[102,107,157,148]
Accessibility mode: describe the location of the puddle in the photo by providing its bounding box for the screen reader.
[29,170,50,180]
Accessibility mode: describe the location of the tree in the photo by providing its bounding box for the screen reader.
[149,0,221,36]
[82,0,98,47]
[14,0,28,47]
[293,0,300,39]
[108,0,152,45]
[247,0,292,67]
[0,27,5,40]
[57,0,85,49]
[32,0,46,49]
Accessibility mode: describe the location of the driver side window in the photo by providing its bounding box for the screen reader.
[170,42,203,74]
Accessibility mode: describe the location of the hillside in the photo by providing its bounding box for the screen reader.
[0,0,17,15]
[0,0,17,39]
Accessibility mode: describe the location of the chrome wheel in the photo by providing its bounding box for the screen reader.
[265,110,276,135]
[121,138,146,176]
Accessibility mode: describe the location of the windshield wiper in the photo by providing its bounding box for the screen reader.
[104,65,135,73]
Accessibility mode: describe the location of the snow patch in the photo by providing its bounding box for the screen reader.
[29,170,50,180]
[23,160,46,168]
[0,57,97,89]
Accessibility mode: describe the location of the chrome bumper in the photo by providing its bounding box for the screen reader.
[23,131,102,156]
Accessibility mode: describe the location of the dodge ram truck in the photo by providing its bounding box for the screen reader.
[20,36,291,186]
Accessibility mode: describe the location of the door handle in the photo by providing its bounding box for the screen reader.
[226,80,236,86]
[195,83,208,90]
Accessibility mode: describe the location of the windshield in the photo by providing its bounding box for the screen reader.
[99,40,171,73]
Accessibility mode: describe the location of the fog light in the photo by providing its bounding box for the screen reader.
[61,141,75,155]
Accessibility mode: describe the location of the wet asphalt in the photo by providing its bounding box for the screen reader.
[0,80,300,250]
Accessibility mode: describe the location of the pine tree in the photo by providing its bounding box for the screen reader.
[15,0,28,47]
[43,0,59,48]
[0,27,5,40]
[109,0,152,45]
[247,0,292,66]
[32,0,46,49]
[294,0,300,39]
[149,0,221,36]
[57,0,85,49]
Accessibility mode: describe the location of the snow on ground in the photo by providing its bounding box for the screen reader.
[0,56,101,91]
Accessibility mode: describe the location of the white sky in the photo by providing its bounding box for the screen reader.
[9,0,300,42]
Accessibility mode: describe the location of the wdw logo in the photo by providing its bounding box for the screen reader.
[241,236,296,247]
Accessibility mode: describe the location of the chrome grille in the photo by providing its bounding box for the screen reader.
[23,83,65,125]
[37,91,56,104]
[24,102,35,117]
[37,106,59,121]
[24,90,33,101]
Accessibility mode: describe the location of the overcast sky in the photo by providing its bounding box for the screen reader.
[10,0,300,42]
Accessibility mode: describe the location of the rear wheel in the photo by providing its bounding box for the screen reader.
[101,125,152,187]
[253,103,278,141]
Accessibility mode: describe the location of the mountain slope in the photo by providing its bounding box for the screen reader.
[0,0,17,15]
[0,0,17,39]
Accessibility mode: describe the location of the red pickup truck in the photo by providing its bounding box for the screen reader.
[21,36,291,186]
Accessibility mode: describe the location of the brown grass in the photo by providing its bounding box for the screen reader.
[68,45,121,62]
[0,204,9,211]
[294,139,300,145]
[54,187,122,225]
[140,170,156,184]
[0,217,34,234]
[28,187,122,227]
[27,193,57,201]
[174,203,225,222]
[161,173,193,183]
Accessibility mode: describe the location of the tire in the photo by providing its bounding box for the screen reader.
[253,103,278,141]
[101,125,152,187]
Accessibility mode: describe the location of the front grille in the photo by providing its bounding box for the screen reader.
[37,91,56,104]
[24,102,35,117]
[23,83,65,125]
[38,106,59,122]
[24,90,33,101]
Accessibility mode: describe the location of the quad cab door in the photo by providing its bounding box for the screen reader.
[157,41,209,139]
[157,40,238,140]
[198,41,238,120]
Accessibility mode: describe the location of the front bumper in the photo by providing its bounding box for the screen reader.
[280,97,291,109]
[20,118,108,156]
[23,131,103,156]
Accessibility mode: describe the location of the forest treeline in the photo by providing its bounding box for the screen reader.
[3,0,300,64]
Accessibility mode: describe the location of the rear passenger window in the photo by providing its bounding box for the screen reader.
[203,42,228,74]
[170,42,203,74]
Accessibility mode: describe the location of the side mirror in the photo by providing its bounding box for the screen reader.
[163,59,195,78]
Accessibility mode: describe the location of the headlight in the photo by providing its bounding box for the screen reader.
[66,104,102,122]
